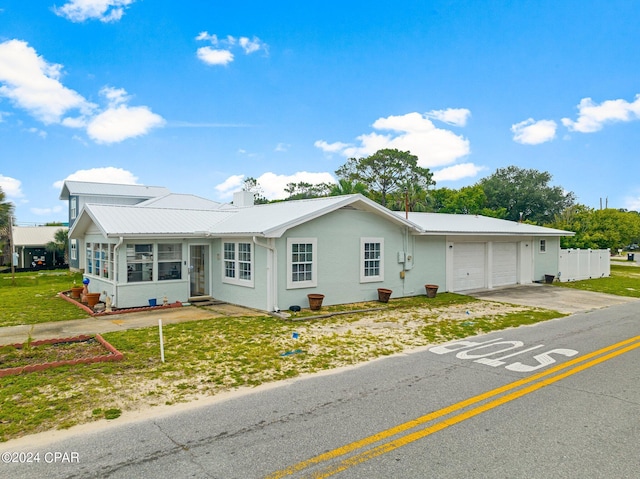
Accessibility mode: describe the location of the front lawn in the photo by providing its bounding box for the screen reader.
[0,271,90,327]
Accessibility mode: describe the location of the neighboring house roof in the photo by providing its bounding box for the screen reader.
[136,193,222,210]
[69,194,419,239]
[399,212,574,236]
[59,181,170,201]
[13,226,67,247]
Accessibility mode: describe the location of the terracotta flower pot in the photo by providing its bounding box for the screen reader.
[70,286,84,299]
[85,292,101,308]
[377,288,392,303]
[307,294,325,311]
[425,284,439,298]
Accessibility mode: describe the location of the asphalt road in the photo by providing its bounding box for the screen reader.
[1,302,638,478]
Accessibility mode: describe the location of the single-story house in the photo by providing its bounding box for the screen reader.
[12,226,68,268]
[66,181,574,311]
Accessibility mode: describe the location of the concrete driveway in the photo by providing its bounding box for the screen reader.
[467,283,639,314]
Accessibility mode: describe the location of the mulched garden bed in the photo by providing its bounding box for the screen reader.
[0,335,123,377]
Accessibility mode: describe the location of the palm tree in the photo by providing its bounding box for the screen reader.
[0,186,14,267]
[46,228,69,265]
[329,179,369,197]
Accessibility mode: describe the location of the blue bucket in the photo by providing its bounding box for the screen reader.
[148,298,157,307]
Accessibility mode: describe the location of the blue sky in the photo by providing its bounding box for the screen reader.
[1,0,640,225]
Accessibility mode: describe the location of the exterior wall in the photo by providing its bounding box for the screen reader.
[558,248,610,282]
[533,236,561,282]
[409,235,447,295]
[274,209,410,309]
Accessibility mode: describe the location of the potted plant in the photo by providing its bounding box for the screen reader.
[85,292,102,308]
[307,293,325,311]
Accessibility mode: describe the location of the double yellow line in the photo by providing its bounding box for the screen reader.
[266,335,640,479]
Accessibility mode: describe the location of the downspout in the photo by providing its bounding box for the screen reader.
[253,236,280,312]
[112,236,124,307]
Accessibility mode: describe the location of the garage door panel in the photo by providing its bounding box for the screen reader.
[453,243,485,291]
[492,242,518,287]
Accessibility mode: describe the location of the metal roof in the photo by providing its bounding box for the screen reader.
[136,194,222,210]
[398,212,574,236]
[70,194,418,239]
[12,226,67,246]
[59,181,170,200]
[72,204,233,237]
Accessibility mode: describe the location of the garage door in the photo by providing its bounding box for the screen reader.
[492,242,518,287]
[453,243,486,291]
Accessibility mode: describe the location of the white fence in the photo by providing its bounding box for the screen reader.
[558,249,610,282]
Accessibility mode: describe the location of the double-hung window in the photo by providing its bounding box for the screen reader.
[287,238,317,288]
[360,238,384,282]
[158,244,182,280]
[539,239,547,253]
[222,241,253,286]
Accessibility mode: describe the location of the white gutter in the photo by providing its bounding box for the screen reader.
[253,236,280,312]
[112,236,124,307]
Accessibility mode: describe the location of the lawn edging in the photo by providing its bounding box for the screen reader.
[0,334,124,378]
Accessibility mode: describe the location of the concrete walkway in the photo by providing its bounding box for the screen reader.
[0,303,265,346]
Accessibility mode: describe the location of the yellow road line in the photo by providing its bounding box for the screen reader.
[265,335,640,479]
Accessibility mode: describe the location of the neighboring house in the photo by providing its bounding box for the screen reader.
[59,181,170,271]
[64,180,574,311]
[12,226,68,268]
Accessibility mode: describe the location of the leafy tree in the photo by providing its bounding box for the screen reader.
[242,177,269,204]
[479,166,575,224]
[284,182,332,200]
[548,206,640,250]
[46,228,69,265]
[335,149,435,208]
[430,185,506,217]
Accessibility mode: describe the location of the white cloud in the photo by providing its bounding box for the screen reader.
[53,0,135,23]
[0,175,24,199]
[53,168,139,189]
[196,47,234,66]
[0,40,163,143]
[87,104,165,143]
[215,171,336,200]
[511,118,557,145]
[26,127,47,139]
[274,143,290,152]
[314,140,351,153]
[625,193,640,212]
[214,174,245,196]
[316,112,470,168]
[426,108,471,127]
[433,163,486,182]
[562,95,640,133]
[0,39,93,124]
[195,32,267,66]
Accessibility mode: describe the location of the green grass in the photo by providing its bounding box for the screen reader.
[0,271,90,327]
[554,264,640,297]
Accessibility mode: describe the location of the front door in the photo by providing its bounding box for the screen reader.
[189,245,209,297]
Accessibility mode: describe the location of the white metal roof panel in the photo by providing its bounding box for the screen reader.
[136,194,222,210]
[59,181,170,200]
[399,212,574,236]
[76,204,234,236]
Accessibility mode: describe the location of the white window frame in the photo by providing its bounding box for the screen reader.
[287,238,317,289]
[222,241,254,287]
[70,197,77,220]
[539,239,547,253]
[360,237,384,283]
[70,239,77,261]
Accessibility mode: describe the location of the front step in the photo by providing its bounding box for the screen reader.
[189,296,226,306]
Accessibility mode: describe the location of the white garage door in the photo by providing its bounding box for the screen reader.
[492,242,518,287]
[453,243,486,291]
